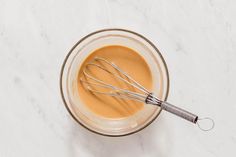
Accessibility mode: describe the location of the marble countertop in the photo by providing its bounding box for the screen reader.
[1,0,236,156]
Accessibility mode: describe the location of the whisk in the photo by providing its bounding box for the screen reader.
[80,57,214,131]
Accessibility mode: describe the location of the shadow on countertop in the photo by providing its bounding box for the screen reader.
[68,115,173,157]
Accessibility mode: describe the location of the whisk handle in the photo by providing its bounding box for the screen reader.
[146,94,198,123]
[161,101,198,123]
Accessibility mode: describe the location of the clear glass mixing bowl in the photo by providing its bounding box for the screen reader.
[60,29,169,136]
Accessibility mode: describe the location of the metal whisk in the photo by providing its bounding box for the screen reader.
[80,57,214,131]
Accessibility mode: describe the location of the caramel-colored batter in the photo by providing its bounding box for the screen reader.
[77,45,152,118]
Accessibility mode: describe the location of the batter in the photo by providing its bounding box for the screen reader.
[77,45,152,118]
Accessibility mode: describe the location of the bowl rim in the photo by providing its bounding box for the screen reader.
[60,28,170,137]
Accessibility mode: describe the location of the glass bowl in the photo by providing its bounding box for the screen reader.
[60,29,169,136]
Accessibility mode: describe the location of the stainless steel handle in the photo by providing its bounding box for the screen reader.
[161,101,198,123]
[145,94,199,124]
[145,94,214,130]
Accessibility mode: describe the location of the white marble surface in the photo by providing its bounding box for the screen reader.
[0,0,236,156]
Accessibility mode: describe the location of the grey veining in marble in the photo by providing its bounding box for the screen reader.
[0,0,236,156]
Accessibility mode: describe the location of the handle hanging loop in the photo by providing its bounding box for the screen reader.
[196,117,215,131]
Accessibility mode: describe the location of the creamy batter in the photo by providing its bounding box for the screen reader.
[77,45,152,118]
